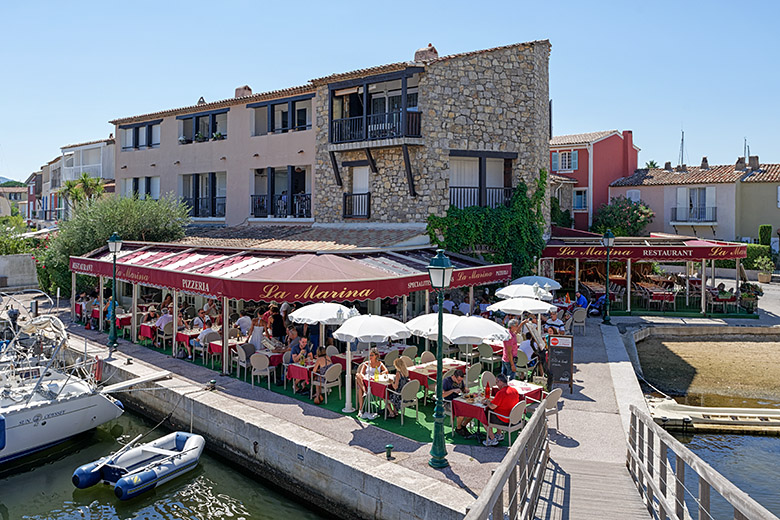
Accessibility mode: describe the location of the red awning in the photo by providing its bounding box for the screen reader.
[542,235,747,262]
[70,243,512,303]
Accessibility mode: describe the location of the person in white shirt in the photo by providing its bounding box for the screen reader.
[280,301,291,323]
[544,311,564,334]
[155,308,173,329]
[518,332,535,361]
[458,298,472,316]
[442,296,455,313]
[192,309,208,330]
[236,310,252,335]
[188,323,215,361]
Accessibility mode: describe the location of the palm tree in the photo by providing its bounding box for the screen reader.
[78,172,103,203]
[59,179,84,212]
[645,160,659,169]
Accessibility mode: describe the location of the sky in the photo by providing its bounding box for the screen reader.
[1,0,778,181]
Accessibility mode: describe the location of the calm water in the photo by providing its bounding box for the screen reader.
[671,394,780,518]
[0,412,326,520]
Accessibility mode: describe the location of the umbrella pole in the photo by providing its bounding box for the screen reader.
[319,322,325,348]
[342,342,355,413]
[537,313,542,337]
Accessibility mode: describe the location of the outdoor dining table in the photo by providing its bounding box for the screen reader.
[91,308,101,320]
[364,373,394,400]
[255,349,285,367]
[408,358,468,389]
[176,328,201,347]
[139,323,156,341]
[332,353,365,371]
[208,338,244,356]
[75,302,84,318]
[286,361,316,384]
[451,380,544,428]
[115,313,132,328]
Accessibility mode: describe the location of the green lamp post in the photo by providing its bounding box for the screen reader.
[107,232,122,350]
[427,249,454,469]
[601,229,615,325]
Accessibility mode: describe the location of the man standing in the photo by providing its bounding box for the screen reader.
[483,374,520,446]
[501,319,520,380]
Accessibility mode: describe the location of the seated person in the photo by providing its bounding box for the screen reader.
[544,311,565,335]
[458,298,472,316]
[192,309,208,330]
[575,291,588,308]
[154,307,173,330]
[386,357,410,418]
[161,293,173,309]
[290,337,315,393]
[355,348,388,415]
[442,369,472,436]
[143,306,159,324]
[103,298,117,320]
[236,310,252,335]
[442,296,455,313]
[483,374,520,446]
[286,325,301,350]
[188,322,215,361]
[311,347,334,405]
[176,311,187,331]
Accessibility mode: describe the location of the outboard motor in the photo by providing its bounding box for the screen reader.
[6,308,19,333]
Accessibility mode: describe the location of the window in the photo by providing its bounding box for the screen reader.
[294,99,311,130]
[573,189,588,210]
[626,189,640,203]
[252,107,268,136]
[552,150,578,171]
[120,121,161,150]
[273,103,289,133]
[675,186,716,221]
[180,172,226,218]
[121,177,160,200]
[177,110,229,143]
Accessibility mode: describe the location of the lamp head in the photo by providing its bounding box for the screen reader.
[601,229,615,248]
[427,249,454,290]
[107,231,123,254]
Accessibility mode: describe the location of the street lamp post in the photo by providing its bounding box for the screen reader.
[427,249,454,469]
[107,232,123,350]
[601,229,615,325]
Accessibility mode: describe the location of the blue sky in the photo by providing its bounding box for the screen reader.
[1,0,778,181]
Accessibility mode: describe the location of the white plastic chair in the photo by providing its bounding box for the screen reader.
[478,343,501,372]
[419,350,436,364]
[310,363,342,404]
[385,379,420,425]
[250,353,275,389]
[487,401,527,445]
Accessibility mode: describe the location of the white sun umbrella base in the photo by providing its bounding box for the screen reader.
[333,315,411,414]
[496,284,553,301]
[511,276,561,291]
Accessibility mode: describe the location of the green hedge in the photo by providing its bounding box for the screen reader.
[714,244,771,270]
[759,225,772,246]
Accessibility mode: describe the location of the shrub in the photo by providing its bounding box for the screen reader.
[753,256,775,274]
[550,196,573,228]
[591,196,654,236]
[714,244,771,270]
[759,224,772,246]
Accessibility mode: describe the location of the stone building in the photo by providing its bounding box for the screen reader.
[313,41,551,226]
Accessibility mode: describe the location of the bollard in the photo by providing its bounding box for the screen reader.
[385,444,394,460]
[30,300,38,318]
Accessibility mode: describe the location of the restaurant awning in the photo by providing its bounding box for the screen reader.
[70,243,512,303]
[542,233,747,262]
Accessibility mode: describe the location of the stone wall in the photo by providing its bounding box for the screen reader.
[314,41,551,226]
[0,254,38,289]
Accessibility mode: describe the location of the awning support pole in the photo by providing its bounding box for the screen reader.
[575,258,579,293]
[735,258,741,299]
[71,271,76,321]
[221,296,229,376]
[172,289,179,357]
[402,294,408,322]
[685,262,690,307]
[469,286,474,316]
[701,260,707,315]
[99,277,105,332]
[626,259,632,313]
[425,290,430,352]
[711,259,716,288]
[131,283,138,343]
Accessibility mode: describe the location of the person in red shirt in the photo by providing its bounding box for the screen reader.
[483,374,520,446]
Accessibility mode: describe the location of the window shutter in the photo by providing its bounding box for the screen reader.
[705,186,716,208]
[626,189,640,202]
[552,152,559,171]
[572,150,578,170]
[777,185,780,208]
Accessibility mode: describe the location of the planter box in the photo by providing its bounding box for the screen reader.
[757,272,772,283]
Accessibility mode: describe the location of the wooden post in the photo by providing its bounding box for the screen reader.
[646,429,655,512]
[131,283,138,343]
[675,454,685,519]
[701,260,707,315]
[222,296,229,375]
[508,462,518,520]
[425,290,430,351]
[711,259,716,288]
[735,258,741,298]
[99,277,105,331]
[685,261,690,307]
[71,271,77,321]
[172,289,179,356]
[402,294,407,322]
[492,469,503,520]
[575,258,579,292]
[468,286,474,315]
[659,441,668,520]
[627,259,632,313]
[699,475,710,520]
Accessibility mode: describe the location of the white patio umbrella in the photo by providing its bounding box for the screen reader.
[405,312,462,341]
[289,302,357,347]
[440,315,511,345]
[333,315,411,414]
[496,284,553,301]
[487,297,557,336]
[511,275,562,291]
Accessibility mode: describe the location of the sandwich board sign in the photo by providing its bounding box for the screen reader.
[547,334,573,393]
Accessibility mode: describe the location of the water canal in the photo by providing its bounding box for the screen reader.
[0,411,326,520]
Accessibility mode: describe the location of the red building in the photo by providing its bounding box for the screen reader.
[550,130,639,230]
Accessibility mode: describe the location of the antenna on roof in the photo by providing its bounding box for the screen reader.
[678,129,685,167]
[744,137,750,161]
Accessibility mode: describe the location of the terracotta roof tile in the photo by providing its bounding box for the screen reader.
[61,138,114,150]
[109,85,315,125]
[0,187,27,193]
[740,164,780,183]
[611,165,747,187]
[550,130,617,146]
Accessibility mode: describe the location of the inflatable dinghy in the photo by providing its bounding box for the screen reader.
[72,431,205,500]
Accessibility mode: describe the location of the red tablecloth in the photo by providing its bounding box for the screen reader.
[452,381,543,426]
[650,291,675,302]
[115,314,132,328]
[252,349,285,367]
[408,359,468,389]
[366,376,392,399]
[287,363,314,383]
[75,302,84,316]
[208,338,242,355]
[139,323,156,339]
[332,353,365,371]
[91,308,101,319]
[176,330,200,345]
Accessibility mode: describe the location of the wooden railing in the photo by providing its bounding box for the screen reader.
[464,406,549,520]
[331,110,422,144]
[627,404,778,520]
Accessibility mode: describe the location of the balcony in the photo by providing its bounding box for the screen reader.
[250,194,311,219]
[671,206,717,224]
[331,110,421,144]
[343,192,371,219]
[183,197,226,219]
[449,187,514,210]
[63,164,102,181]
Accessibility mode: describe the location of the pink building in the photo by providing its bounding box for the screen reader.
[550,130,639,230]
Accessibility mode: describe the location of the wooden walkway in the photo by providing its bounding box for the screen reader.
[532,322,652,519]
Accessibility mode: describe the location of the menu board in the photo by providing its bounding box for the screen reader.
[547,335,573,393]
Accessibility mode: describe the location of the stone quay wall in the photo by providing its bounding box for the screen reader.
[313,40,551,226]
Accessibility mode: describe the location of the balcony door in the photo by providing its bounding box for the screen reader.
[353,166,370,216]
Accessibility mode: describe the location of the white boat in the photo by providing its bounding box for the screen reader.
[648,396,780,433]
[72,431,205,500]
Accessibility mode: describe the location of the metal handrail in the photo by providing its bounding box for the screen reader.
[627,404,777,520]
[464,405,549,520]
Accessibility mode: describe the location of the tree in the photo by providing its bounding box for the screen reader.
[58,172,104,212]
[35,194,191,295]
[645,160,659,169]
[591,196,655,237]
[0,180,26,187]
[427,170,548,277]
[550,196,573,228]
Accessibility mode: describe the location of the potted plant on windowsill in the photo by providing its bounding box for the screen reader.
[754,256,775,284]
[194,132,208,143]
[212,132,225,141]
[178,135,191,144]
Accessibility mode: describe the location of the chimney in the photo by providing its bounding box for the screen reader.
[735,156,746,170]
[664,161,672,170]
[235,85,252,98]
[197,96,206,105]
[675,164,687,172]
[749,155,760,170]
[622,130,636,175]
[414,43,439,62]
[700,156,709,169]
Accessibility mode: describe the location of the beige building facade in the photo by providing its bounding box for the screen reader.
[735,162,780,246]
